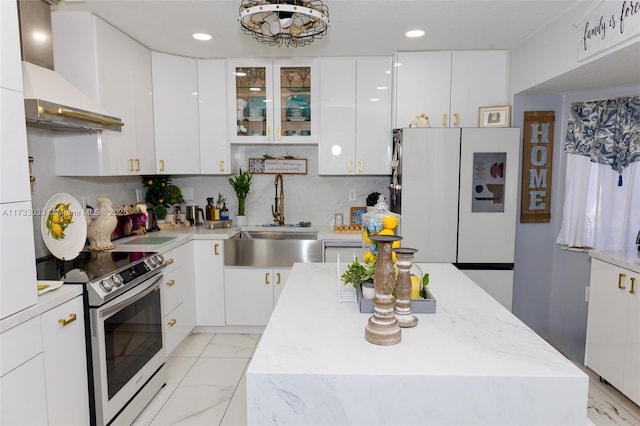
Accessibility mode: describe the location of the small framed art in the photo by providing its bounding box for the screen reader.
[478,105,511,128]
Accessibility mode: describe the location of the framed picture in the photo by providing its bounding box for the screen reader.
[478,105,511,128]
[350,206,367,225]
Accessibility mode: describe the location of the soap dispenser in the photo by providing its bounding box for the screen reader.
[220,203,229,221]
[205,198,215,221]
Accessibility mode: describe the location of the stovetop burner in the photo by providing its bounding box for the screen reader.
[36,250,166,306]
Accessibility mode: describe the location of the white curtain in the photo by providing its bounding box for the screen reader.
[557,155,640,250]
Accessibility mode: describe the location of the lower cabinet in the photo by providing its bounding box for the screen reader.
[194,240,226,326]
[224,267,290,326]
[0,294,89,425]
[161,242,196,355]
[586,257,639,405]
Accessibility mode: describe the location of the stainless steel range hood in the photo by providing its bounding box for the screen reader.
[18,0,123,132]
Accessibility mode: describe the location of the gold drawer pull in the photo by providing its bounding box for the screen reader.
[618,273,627,290]
[167,319,177,327]
[165,258,174,265]
[166,279,176,287]
[265,272,270,285]
[58,313,77,327]
[277,272,281,285]
[219,161,225,172]
[214,243,219,256]
[630,277,636,294]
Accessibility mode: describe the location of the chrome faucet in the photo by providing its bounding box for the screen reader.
[271,173,285,226]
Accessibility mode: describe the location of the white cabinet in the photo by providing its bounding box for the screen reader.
[51,12,155,175]
[198,60,229,175]
[152,52,200,174]
[1,294,89,425]
[394,51,507,128]
[0,0,22,92]
[1,89,31,204]
[194,240,226,326]
[227,59,317,144]
[319,57,392,175]
[41,295,90,425]
[161,242,196,355]
[586,258,639,405]
[224,267,290,326]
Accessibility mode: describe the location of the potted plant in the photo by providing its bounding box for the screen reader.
[341,257,376,299]
[228,168,252,226]
[142,175,183,220]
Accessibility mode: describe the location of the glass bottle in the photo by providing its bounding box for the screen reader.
[361,195,401,265]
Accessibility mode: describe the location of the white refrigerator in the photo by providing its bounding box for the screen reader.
[390,127,520,309]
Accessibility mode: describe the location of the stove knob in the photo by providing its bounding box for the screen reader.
[154,254,164,265]
[147,257,157,267]
[100,279,113,292]
[112,274,123,287]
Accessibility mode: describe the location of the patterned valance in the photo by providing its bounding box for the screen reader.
[565,95,640,184]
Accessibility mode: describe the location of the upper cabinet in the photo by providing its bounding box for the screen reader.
[227,59,317,144]
[0,0,22,92]
[197,59,229,175]
[394,50,507,128]
[52,12,155,175]
[319,57,392,175]
[151,52,200,174]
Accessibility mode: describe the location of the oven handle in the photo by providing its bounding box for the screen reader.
[98,273,163,319]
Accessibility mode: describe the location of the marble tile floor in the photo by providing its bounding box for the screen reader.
[134,332,639,426]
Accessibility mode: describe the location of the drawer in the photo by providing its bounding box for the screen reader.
[162,242,192,274]
[164,303,190,355]
[0,316,43,377]
[162,268,188,314]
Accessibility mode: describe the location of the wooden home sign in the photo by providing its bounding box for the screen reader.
[521,111,555,223]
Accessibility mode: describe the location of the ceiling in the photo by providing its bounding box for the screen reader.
[52,0,639,94]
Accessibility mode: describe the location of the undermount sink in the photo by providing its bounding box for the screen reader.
[225,230,321,267]
[231,230,318,240]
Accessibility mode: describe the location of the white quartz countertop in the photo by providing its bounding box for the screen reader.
[589,248,640,273]
[247,262,588,425]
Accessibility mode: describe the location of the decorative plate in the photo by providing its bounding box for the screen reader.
[41,193,87,260]
[37,280,64,295]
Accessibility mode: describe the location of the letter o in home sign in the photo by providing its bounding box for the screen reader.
[521,111,555,223]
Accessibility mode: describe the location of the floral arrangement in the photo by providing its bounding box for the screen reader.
[141,175,184,220]
[341,257,375,289]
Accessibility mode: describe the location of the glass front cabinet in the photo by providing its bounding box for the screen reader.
[227,59,317,144]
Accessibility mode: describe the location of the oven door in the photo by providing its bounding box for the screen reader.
[90,273,166,425]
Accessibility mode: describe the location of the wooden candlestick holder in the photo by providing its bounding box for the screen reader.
[393,247,419,328]
[365,234,403,346]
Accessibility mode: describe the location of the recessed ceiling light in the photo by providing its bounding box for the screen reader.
[193,33,212,41]
[405,30,425,38]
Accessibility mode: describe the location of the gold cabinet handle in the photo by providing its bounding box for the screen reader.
[276,272,281,285]
[454,113,459,126]
[167,319,177,327]
[214,243,219,256]
[347,160,353,173]
[358,160,364,173]
[135,158,140,172]
[219,161,225,172]
[265,272,270,285]
[166,279,176,287]
[165,258,174,265]
[159,159,165,172]
[266,128,270,140]
[630,277,636,294]
[277,128,282,140]
[618,273,627,290]
[442,114,447,126]
[58,313,77,327]
[129,158,134,172]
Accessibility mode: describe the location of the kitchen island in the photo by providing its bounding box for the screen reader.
[247,262,589,425]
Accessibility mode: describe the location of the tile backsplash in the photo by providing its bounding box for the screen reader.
[28,129,388,257]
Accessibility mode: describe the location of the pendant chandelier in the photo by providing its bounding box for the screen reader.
[239,0,330,48]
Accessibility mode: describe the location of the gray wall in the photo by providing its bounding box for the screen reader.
[512,83,640,362]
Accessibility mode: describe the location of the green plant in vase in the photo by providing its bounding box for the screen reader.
[228,168,252,221]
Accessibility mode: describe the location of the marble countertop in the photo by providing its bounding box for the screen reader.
[589,248,640,273]
[247,262,589,425]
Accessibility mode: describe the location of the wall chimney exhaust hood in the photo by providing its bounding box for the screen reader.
[17,0,123,132]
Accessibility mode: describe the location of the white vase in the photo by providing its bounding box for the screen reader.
[235,215,248,226]
[361,282,376,299]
